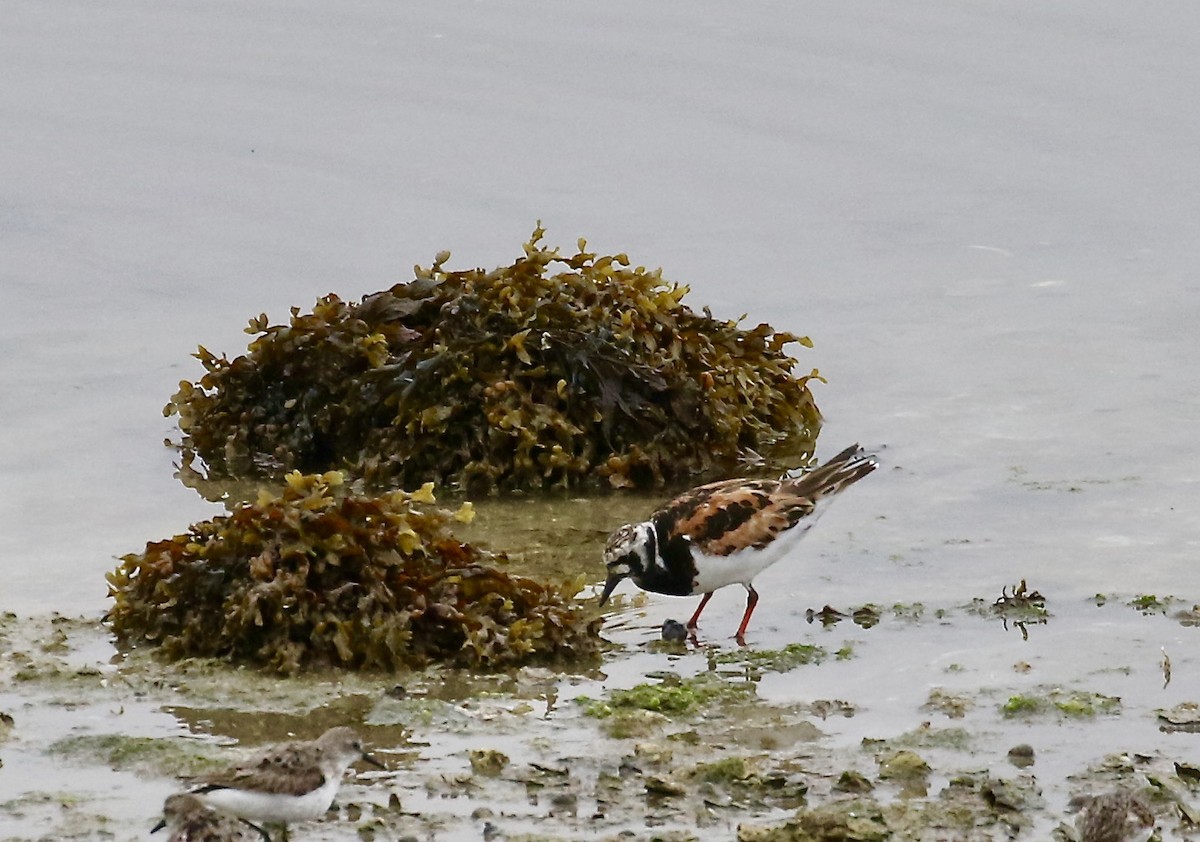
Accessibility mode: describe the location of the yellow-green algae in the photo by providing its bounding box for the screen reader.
[165,225,822,493]
[577,672,756,719]
[1000,688,1121,719]
[713,642,828,674]
[106,472,601,674]
[46,734,226,778]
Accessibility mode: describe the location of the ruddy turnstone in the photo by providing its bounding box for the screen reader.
[152,793,267,842]
[190,726,382,839]
[599,444,877,642]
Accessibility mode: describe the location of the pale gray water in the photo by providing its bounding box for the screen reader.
[2,3,1200,838]
[2,0,1199,612]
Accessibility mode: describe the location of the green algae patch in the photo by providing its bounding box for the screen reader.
[1001,694,1045,717]
[1129,594,1173,615]
[1001,688,1121,719]
[107,472,601,674]
[46,734,224,778]
[165,225,822,494]
[714,643,828,674]
[1054,692,1120,718]
[578,672,756,720]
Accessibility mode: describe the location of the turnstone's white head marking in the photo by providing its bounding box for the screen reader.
[598,444,877,642]
[599,522,657,605]
[191,726,383,828]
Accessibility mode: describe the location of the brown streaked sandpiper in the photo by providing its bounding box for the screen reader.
[152,792,268,842]
[190,726,382,838]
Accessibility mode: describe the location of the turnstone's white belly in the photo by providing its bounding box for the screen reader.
[690,523,813,594]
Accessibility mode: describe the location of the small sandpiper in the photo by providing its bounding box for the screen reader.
[152,792,267,842]
[190,726,382,839]
[600,444,877,642]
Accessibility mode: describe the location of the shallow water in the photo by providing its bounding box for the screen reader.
[2,596,1198,839]
[3,0,1199,615]
[3,0,1200,839]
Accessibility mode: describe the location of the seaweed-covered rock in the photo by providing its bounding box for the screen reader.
[106,472,601,674]
[166,225,822,493]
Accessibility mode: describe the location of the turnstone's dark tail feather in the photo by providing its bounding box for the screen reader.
[784,443,877,502]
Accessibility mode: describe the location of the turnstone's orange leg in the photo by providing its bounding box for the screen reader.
[734,586,760,644]
[686,592,714,629]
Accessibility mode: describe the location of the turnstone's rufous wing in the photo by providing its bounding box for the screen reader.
[659,443,876,554]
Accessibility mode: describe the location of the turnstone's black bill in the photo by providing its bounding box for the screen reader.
[190,726,383,835]
[600,444,877,643]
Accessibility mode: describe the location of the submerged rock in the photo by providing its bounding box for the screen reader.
[468,749,510,776]
[165,225,822,493]
[877,749,931,781]
[1070,791,1155,842]
[106,472,601,674]
[737,799,889,842]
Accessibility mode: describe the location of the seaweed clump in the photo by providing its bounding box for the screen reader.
[106,472,601,674]
[165,225,822,493]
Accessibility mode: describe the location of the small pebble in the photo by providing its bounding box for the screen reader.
[1007,743,1035,768]
[661,619,687,641]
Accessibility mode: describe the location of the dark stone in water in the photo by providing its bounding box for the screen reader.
[662,619,688,641]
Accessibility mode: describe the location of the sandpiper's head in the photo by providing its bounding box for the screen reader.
[318,726,384,770]
[599,521,655,606]
[153,792,206,833]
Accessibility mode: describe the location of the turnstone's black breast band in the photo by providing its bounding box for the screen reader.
[642,518,695,596]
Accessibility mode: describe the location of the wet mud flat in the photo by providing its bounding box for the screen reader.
[3,589,1200,842]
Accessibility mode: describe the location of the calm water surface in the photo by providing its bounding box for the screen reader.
[1,1,1199,838]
